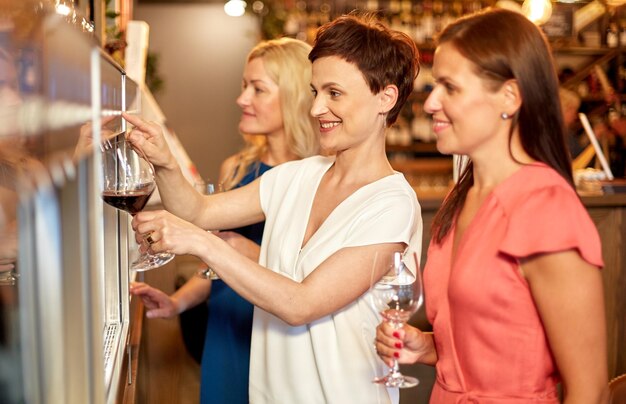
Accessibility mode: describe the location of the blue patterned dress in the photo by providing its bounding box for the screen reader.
[200,161,272,404]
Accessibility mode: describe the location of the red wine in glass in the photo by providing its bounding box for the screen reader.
[101,136,174,271]
[102,186,155,215]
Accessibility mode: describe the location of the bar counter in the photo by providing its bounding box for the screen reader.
[581,193,626,379]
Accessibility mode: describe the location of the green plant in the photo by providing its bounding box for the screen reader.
[104,0,125,66]
[145,51,164,95]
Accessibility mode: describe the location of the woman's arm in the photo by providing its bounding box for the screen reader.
[170,276,213,313]
[209,239,407,326]
[216,231,261,262]
[122,113,264,231]
[523,249,608,404]
[132,209,406,326]
[130,278,211,318]
[213,154,261,262]
[122,113,200,219]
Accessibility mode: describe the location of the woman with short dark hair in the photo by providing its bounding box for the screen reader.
[126,12,422,404]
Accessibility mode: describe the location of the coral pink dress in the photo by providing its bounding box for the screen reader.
[424,163,603,403]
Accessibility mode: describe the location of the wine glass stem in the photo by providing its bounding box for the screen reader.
[389,359,402,378]
[388,321,404,378]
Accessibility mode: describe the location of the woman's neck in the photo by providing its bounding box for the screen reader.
[331,134,393,187]
[263,132,298,166]
[470,128,534,191]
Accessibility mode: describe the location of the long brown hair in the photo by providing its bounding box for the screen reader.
[431,8,572,244]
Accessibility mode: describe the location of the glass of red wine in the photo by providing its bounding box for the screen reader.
[101,136,174,271]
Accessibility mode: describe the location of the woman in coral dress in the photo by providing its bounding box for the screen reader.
[375,9,608,403]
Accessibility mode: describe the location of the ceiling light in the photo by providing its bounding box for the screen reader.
[522,0,553,25]
[224,0,247,17]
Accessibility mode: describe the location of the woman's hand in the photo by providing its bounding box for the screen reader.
[122,113,177,170]
[130,281,179,318]
[131,210,211,258]
[375,321,437,367]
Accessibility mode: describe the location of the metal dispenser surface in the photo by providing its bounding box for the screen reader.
[1,2,140,403]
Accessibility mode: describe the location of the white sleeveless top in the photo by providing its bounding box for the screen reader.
[249,155,422,404]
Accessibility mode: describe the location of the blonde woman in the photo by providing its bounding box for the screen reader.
[129,37,318,404]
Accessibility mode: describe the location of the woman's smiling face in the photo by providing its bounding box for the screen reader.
[424,42,505,157]
[310,56,386,153]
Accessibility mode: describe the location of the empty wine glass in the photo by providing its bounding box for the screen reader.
[370,250,423,388]
[196,181,223,280]
[101,135,175,271]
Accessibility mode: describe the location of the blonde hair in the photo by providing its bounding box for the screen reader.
[223,38,319,190]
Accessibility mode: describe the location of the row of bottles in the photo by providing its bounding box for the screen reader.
[255,0,495,44]
[605,10,626,48]
[370,0,491,44]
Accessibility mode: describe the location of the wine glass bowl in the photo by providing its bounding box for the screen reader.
[374,284,421,324]
[370,251,423,388]
[101,136,175,271]
[101,185,154,214]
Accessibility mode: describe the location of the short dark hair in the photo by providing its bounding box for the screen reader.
[309,12,420,127]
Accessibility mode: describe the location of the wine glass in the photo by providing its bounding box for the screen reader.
[101,136,175,271]
[370,250,423,388]
[196,181,223,280]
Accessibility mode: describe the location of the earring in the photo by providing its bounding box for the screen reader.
[501,112,510,120]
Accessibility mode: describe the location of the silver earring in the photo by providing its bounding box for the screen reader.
[501,112,510,120]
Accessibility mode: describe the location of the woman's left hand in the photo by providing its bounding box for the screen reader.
[131,210,210,257]
[375,321,437,367]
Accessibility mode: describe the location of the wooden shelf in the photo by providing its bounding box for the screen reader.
[561,48,621,90]
[386,142,441,154]
[390,157,452,175]
[551,46,617,56]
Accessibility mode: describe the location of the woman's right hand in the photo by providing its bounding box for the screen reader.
[375,321,437,367]
[130,281,179,319]
[122,112,177,170]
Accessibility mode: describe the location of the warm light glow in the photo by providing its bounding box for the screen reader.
[55,3,71,16]
[224,0,247,17]
[82,18,94,33]
[252,0,265,14]
[522,0,553,25]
